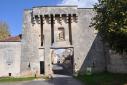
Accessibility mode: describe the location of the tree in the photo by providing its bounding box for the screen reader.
[0,21,10,40]
[91,0,127,53]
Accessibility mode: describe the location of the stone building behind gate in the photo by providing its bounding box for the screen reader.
[0,5,127,77]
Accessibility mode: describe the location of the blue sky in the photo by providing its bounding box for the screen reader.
[0,0,98,36]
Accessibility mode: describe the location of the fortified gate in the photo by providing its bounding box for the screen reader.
[21,6,105,76]
[0,6,126,77]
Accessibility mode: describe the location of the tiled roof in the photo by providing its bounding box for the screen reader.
[0,34,22,42]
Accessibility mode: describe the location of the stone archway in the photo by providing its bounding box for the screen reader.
[51,48,74,75]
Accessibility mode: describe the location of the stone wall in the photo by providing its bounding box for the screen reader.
[0,42,21,77]
[73,8,106,74]
[21,9,43,76]
[107,50,127,73]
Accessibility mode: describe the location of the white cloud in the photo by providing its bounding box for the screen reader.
[60,0,78,5]
[59,0,98,8]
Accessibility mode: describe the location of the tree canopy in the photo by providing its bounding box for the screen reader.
[92,0,127,53]
[0,21,10,40]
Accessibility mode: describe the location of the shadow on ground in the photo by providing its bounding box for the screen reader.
[24,75,83,85]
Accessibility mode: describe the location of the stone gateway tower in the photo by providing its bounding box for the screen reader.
[0,5,127,77]
[21,6,105,76]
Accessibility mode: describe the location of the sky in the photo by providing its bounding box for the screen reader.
[0,0,98,36]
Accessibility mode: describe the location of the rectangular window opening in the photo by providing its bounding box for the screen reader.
[9,73,11,76]
[40,15,43,46]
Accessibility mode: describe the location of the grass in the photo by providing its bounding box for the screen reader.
[77,72,127,85]
[0,77,35,83]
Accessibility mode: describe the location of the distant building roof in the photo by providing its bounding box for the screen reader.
[0,34,22,42]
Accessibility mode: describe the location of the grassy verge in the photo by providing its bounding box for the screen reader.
[0,77,35,83]
[77,72,127,85]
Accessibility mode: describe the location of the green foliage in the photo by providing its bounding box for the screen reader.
[91,0,127,53]
[0,21,10,40]
[77,72,127,85]
[0,77,35,82]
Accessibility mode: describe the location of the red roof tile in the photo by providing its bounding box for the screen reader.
[0,34,22,42]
